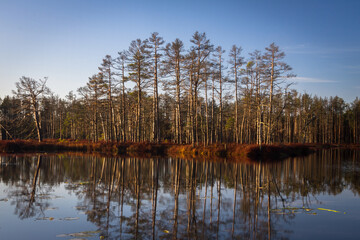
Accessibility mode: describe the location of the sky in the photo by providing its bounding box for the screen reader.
[0,0,359,102]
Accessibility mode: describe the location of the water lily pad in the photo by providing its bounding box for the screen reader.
[74,206,87,210]
[284,207,300,210]
[56,230,101,238]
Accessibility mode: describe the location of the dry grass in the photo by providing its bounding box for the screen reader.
[166,143,316,161]
[0,139,169,157]
[3,139,350,161]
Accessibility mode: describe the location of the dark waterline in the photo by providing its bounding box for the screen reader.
[0,150,360,239]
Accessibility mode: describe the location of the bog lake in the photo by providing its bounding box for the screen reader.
[0,149,359,239]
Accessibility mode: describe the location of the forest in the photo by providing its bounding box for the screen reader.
[0,31,359,145]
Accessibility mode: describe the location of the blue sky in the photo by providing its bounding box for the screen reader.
[0,0,359,102]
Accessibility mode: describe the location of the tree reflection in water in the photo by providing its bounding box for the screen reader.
[0,149,360,239]
[4,155,53,220]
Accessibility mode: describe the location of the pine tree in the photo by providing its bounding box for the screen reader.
[163,38,185,143]
[228,45,244,143]
[148,32,165,142]
[127,39,151,142]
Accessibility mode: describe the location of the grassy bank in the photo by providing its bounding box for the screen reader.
[1,139,354,161]
[167,143,317,160]
[0,139,167,156]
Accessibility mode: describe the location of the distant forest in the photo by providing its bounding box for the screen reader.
[1,32,359,144]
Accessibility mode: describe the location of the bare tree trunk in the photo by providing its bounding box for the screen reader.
[219,69,223,143]
[122,73,126,142]
[211,76,215,144]
[190,73,196,147]
[204,70,209,145]
[137,80,142,142]
[235,67,239,143]
[194,87,199,145]
[267,57,275,144]
[152,58,159,142]
[33,110,43,142]
[152,84,156,142]
[175,59,182,144]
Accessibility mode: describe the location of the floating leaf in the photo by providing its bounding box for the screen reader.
[163,230,170,234]
[38,195,52,199]
[36,217,54,221]
[317,208,341,213]
[74,206,87,210]
[78,182,91,185]
[284,207,299,210]
[61,217,80,221]
[45,207,58,211]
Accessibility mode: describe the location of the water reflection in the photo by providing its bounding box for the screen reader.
[0,150,360,239]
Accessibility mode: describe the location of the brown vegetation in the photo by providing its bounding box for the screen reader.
[0,139,168,156]
[167,143,322,161]
[3,139,353,161]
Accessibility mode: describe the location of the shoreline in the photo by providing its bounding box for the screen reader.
[0,139,358,161]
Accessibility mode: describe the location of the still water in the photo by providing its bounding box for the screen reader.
[0,150,359,240]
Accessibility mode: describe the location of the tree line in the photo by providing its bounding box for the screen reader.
[0,31,359,145]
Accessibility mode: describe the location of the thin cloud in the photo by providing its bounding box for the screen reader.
[285,45,360,55]
[283,44,307,51]
[344,65,360,70]
[293,77,338,83]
